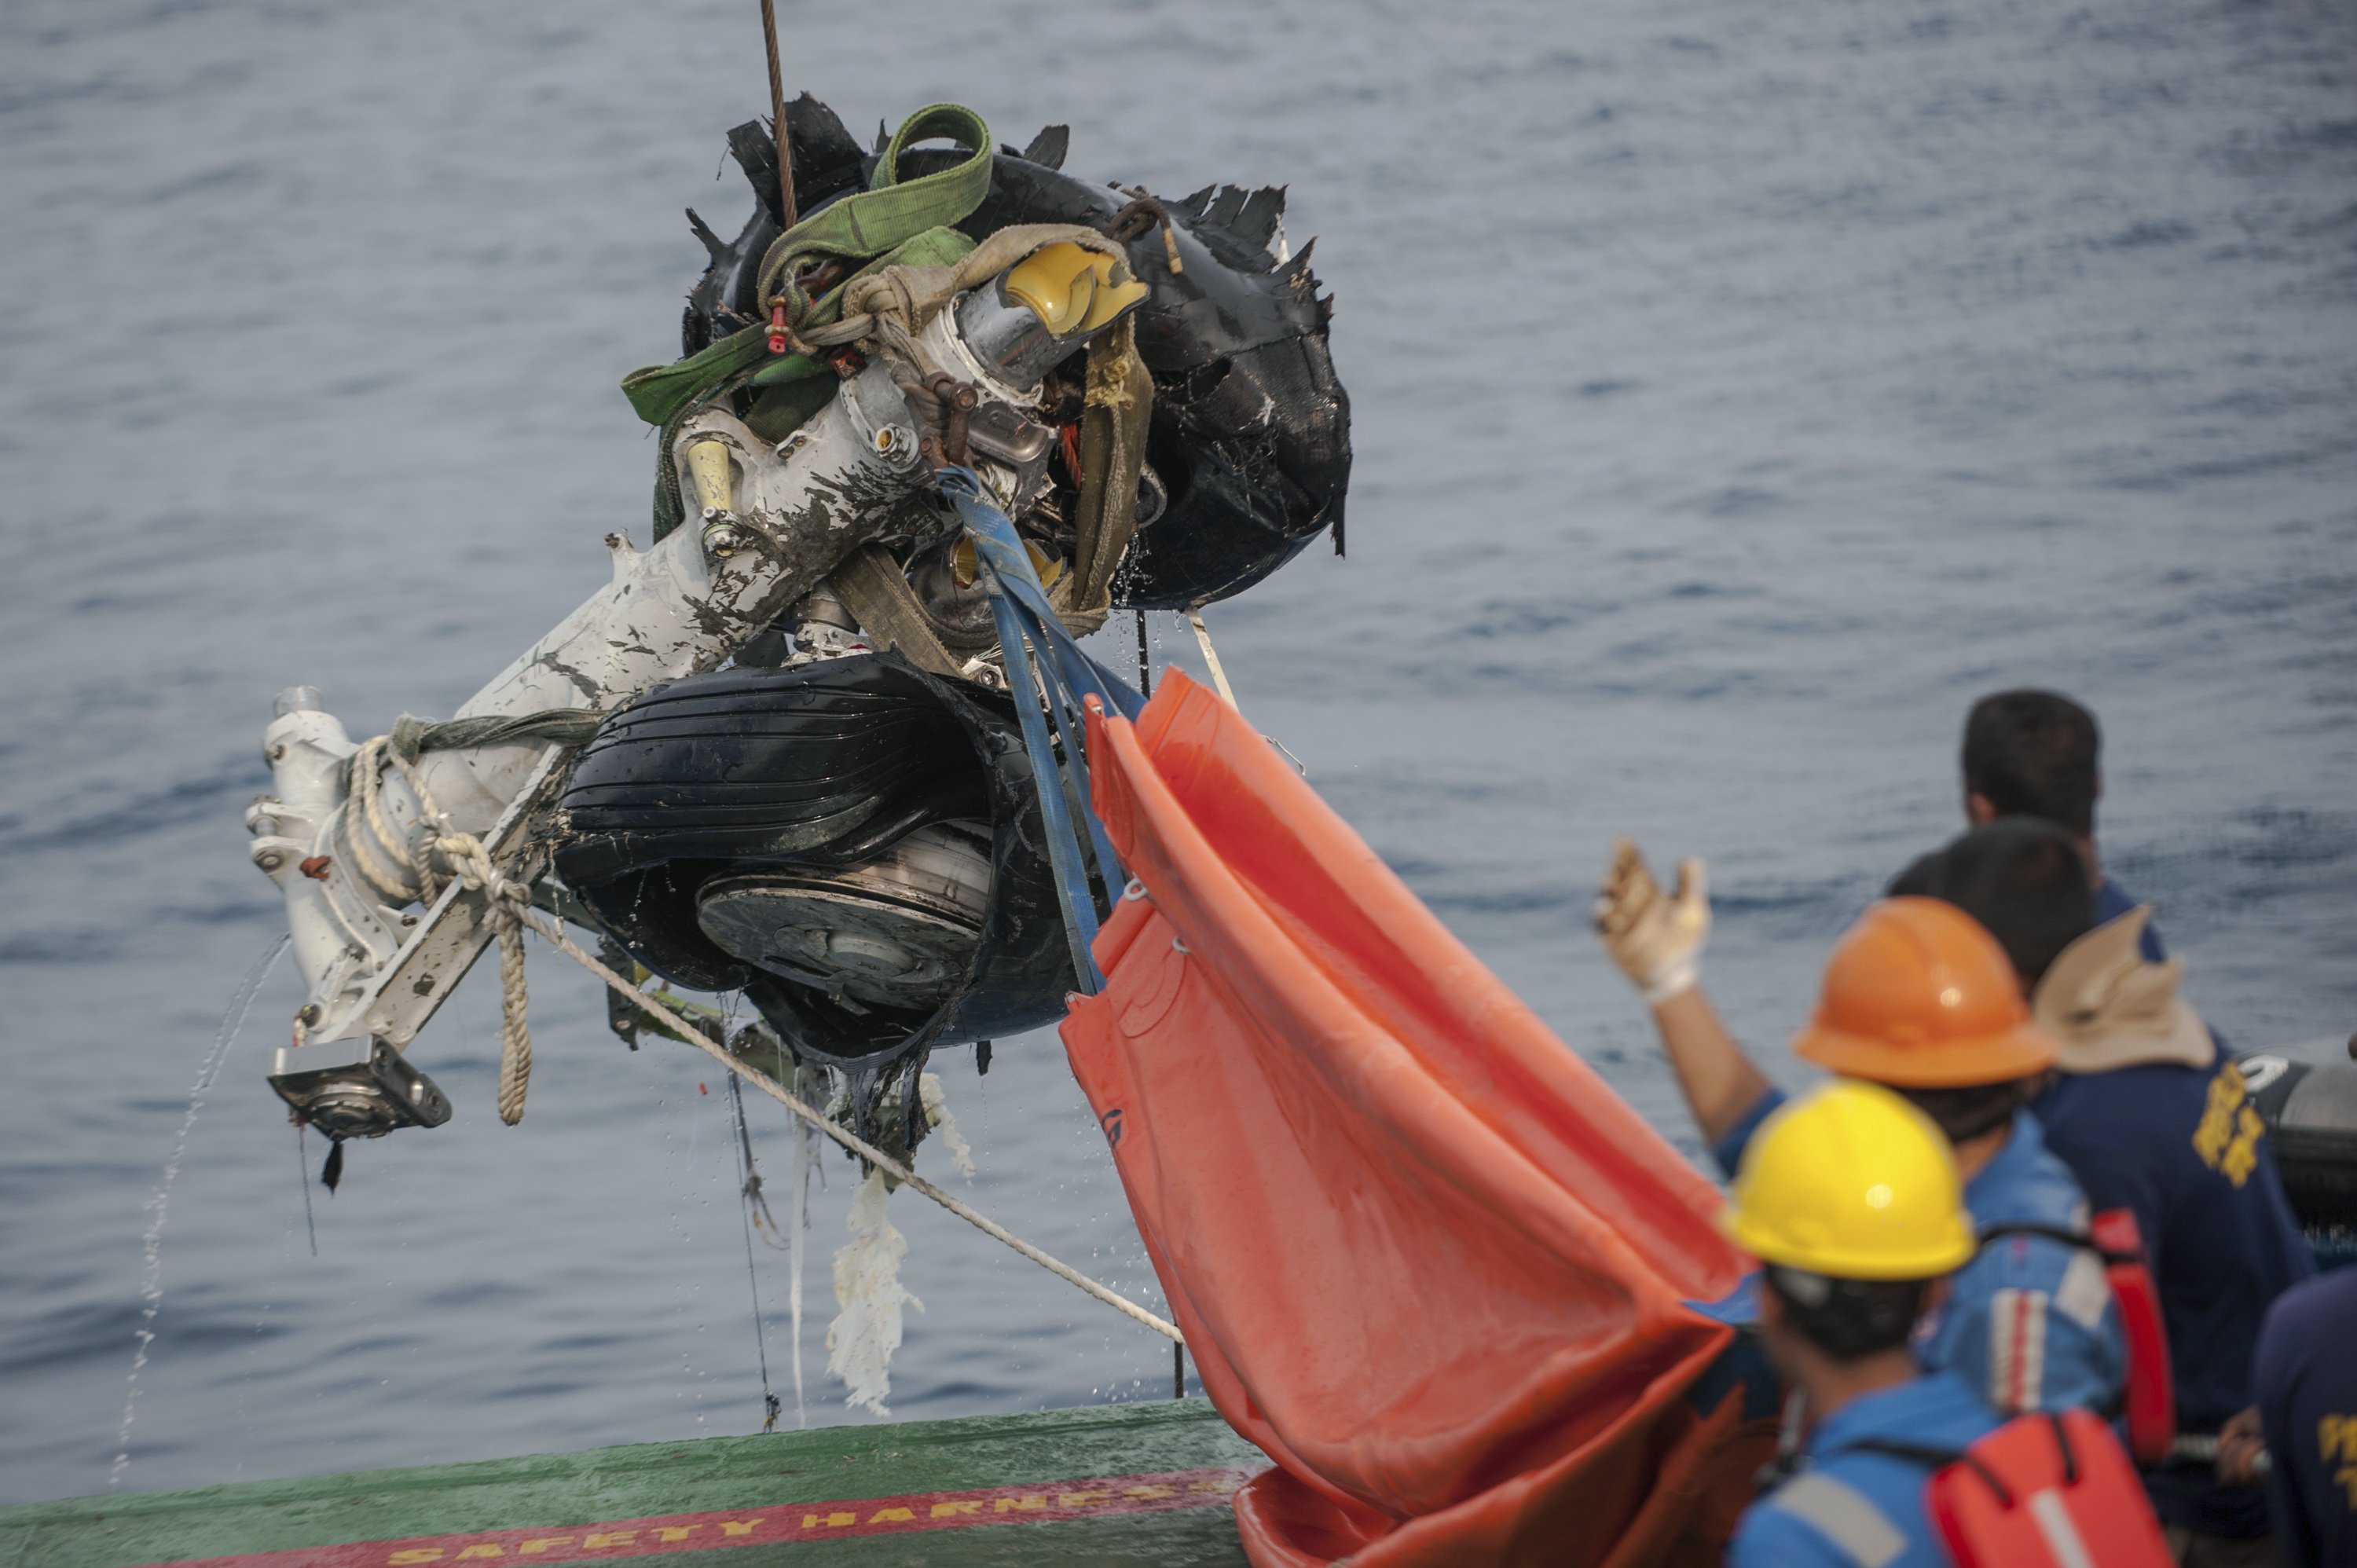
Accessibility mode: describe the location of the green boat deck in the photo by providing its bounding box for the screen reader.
[0,1402,1266,1568]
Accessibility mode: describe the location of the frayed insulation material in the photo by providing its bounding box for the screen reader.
[827,1169,922,1415]
[919,1072,976,1178]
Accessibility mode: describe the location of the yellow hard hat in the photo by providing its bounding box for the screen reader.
[1718,1081,1977,1280]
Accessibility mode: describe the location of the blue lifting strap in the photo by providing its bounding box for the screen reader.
[937,467,1144,995]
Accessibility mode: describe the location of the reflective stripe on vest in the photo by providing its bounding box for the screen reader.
[2027,1488,2101,1568]
[2053,1247,2110,1329]
[1769,1471,1909,1568]
[1989,1287,2050,1416]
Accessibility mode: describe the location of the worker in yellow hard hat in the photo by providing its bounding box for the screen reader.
[1593,845,2126,1420]
[1721,1081,1998,1568]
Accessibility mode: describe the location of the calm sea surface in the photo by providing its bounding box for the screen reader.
[3,0,2352,1505]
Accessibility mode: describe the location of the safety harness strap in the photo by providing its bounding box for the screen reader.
[824,542,967,677]
[1976,1221,2119,1261]
[1843,1409,2082,1508]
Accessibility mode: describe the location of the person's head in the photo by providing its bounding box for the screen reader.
[1961,690,2102,839]
[1792,897,2060,1144]
[1888,819,2097,990]
[1721,1083,1973,1386]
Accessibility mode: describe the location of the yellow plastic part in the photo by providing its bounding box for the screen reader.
[1076,257,1148,332]
[683,436,738,518]
[951,535,1065,592]
[1004,243,1100,335]
[1025,539,1067,590]
[1718,1081,1977,1280]
[1004,243,1148,338]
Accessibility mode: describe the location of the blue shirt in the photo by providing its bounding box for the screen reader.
[2092,876,2167,963]
[1718,1097,2126,1419]
[2035,1046,2315,1537]
[1729,1372,2000,1567]
[2256,1268,2357,1566]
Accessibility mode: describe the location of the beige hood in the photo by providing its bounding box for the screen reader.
[2031,907,2216,1074]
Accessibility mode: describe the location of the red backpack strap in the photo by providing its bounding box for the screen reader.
[1842,1438,2014,1506]
[2086,1209,2175,1464]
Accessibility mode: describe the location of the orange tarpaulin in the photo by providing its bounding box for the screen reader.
[1060,672,1780,1567]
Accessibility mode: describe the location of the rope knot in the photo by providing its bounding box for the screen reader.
[434,829,524,911]
[351,737,536,1127]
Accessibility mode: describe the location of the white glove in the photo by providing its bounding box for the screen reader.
[1593,837,1710,1007]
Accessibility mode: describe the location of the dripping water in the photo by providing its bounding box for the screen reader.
[787,1107,812,1428]
[108,936,290,1490]
[293,1122,316,1256]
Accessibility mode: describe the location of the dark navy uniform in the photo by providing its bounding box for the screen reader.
[2255,1267,2357,1566]
[2035,1044,2315,1540]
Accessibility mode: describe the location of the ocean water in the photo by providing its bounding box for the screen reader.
[3,0,2352,1506]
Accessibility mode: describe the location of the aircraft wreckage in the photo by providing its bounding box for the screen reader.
[244,96,1350,1170]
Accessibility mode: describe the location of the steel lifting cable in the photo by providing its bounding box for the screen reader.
[508,903,1184,1345]
[725,1075,786,1431]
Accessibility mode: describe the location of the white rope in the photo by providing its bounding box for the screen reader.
[1185,608,1239,709]
[345,737,426,906]
[514,906,1184,1344]
[353,736,534,1124]
[1178,613,1304,773]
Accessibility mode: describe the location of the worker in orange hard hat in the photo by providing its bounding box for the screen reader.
[1593,844,2127,1420]
[1892,818,2312,1563]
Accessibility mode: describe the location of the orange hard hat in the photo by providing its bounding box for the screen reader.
[1793,897,2058,1088]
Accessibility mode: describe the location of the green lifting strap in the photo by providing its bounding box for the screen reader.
[618,104,992,428]
[621,225,978,427]
[747,223,977,387]
[621,329,783,427]
[755,103,993,315]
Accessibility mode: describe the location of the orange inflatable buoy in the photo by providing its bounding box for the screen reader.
[1063,672,1780,1567]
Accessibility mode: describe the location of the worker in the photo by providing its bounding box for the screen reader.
[2236,1266,2357,1566]
[1893,818,2315,1566]
[1721,1079,1996,1566]
[1959,688,2164,960]
[1888,818,2092,986]
[1595,849,2125,1418]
